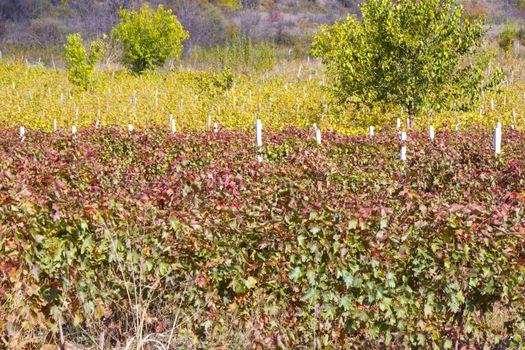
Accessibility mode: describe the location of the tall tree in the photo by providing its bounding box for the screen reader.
[312,0,503,123]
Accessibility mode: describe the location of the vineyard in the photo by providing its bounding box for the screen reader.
[1,122,525,348]
[2,58,525,135]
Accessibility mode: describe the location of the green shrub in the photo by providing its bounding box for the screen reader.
[64,33,104,89]
[499,22,518,53]
[517,27,525,46]
[214,0,242,9]
[112,4,189,74]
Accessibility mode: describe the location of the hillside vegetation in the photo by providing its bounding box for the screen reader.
[3,0,525,58]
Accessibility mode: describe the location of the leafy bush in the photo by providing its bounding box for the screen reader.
[112,4,189,74]
[64,33,104,89]
[1,126,525,348]
[499,22,518,53]
[214,0,242,9]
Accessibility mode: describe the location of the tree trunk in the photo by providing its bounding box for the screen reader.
[407,101,414,129]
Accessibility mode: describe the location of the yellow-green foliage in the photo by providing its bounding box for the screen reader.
[64,33,104,89]
[311,0,496,117]
[0,59,522,134]
[112,4,189,74]
[499,22,518,53]
[189,33,277,72]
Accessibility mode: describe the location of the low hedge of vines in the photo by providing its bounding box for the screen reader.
[1,126,525,349]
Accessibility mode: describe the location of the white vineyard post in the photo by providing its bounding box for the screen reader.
[128,124,134,133]
[494,122,502,155]
[53,119,57,131]
[72,125,77,135]
[369,126,374,137]
[315,128,321,145]
[256,119,263,162]
[171,119,176,134]
[396,118,401,130]
[20,126,25,142]
[400,145,407,161]
[400,127,407,161]
[429,125,435,142]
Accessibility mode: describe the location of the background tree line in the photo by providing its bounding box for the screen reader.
[2,0,525,63]
[0,0,360,53]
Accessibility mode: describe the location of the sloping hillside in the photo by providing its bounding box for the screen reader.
[0,0,523,50]
[0,0,357,49]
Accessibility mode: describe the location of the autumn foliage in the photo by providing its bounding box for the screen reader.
[1,126,525,348]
